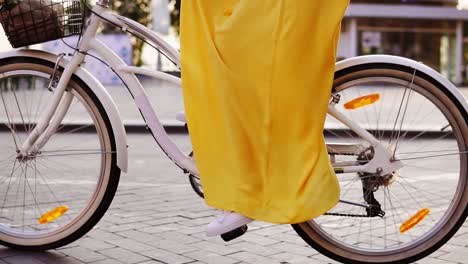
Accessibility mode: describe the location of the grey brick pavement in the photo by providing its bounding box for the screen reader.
[0,133,466,264]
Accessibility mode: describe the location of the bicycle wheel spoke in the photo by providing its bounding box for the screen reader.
[395,151,467,161]
[1,88,20,149]
[307,67,466,262]
[35,150,114,158]
[0,60,119,249]
[391,70,417,156]
[11,82,29,135]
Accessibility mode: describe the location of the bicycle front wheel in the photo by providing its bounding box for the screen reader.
[0,57,120,250]
[293,63,467,263]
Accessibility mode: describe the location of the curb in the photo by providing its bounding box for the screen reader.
[0,119,188,134]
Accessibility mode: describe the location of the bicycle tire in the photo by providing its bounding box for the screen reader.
[292,63,467,264]
[0,56,120,250]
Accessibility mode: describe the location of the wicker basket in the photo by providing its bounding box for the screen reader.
[0,0,83,48]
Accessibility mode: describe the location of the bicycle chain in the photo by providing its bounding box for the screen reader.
[188,151,378,218]
[324,212,375,218]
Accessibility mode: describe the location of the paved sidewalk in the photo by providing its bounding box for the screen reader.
[0,133,466,264]
[103,81,468,129]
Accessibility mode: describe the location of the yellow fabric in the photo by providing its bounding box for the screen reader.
[180,0,350,224]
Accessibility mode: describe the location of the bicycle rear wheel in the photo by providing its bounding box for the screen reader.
[293,63,467,263]
[0,57,120,250]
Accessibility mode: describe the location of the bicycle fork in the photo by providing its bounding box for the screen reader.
[19,11,104,157]
[18,53,85,157]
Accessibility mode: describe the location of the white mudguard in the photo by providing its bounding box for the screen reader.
[336,55,468,114]
[0,49,128,172]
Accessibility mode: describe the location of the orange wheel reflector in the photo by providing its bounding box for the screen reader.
[344,94,380,110]
[38,206,68,224]
[400,208,430,234]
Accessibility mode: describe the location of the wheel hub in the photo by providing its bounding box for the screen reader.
[16,152,38,163]
[357,147,396,190]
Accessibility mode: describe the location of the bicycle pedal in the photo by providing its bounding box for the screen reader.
[220,225,248,242]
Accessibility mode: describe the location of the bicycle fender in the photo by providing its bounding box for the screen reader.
[336,55,468,114]
[0,49,128,173]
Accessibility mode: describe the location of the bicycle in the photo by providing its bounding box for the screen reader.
[0,1,466,263]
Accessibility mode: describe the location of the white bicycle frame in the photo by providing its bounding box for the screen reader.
[18,3,406,183]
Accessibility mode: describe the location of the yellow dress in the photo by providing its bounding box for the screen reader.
[180,0,350,224]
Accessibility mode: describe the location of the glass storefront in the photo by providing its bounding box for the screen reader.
[356,18,456,79]
[338,0,466,84]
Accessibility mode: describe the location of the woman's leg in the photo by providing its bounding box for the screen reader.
[181,0,350,237]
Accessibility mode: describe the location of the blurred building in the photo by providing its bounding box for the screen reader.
[337,0,467,85]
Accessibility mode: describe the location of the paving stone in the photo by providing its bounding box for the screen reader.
[88,229,126,242]
[139,223,187,234]
[183,249,239,264]
[227,251,282,264]
[2,133,466,264]
[59,247,107,263]
[308,252,342,263]
[270,242,314,257]
[147,239,198,254]
[269,252,316,264]
[102,222,151,233]
[230,242,283,257]
[189,240,241,255]
[98,248,150,264]
[437,250,468,264]
[75,237,116,251]
[0,248,23,258]
[189,232,240,246]
[178,210,216,219]
[250,225,293,237]
[90,259,125,264]
[153,231,202,244]
[42,257,84,264]
[266,233,309,246]
[177,217,214,227]
[140,248,194,264]
[238,233,280,246]
[142,216,188,226]
[447,232,468,247]
[24,252,67,263]
[438,244,467,254]
[175,226,206,235]
[2,256,46,264]
[107,238,155,253]
[416,257,460,264]
[112,215,155,225]
[115,230,158,243]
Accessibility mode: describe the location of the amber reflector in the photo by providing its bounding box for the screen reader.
[344,94,380,110]
[38,206,68,224]
[400,208,430,234]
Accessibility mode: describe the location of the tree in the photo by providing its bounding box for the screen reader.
[111,0,152,66]
[169,0,181,34]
